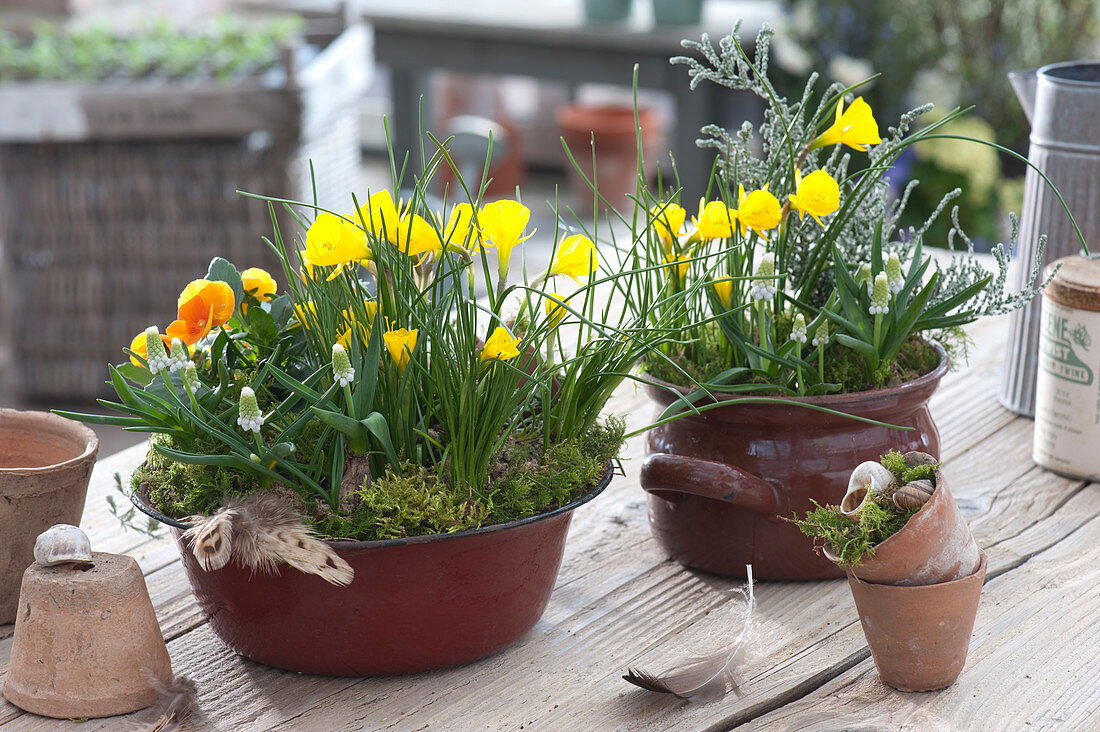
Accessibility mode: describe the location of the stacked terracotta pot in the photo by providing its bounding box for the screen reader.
[826,452,986,692]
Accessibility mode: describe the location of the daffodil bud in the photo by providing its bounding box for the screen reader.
[790,313,808,344]
[332,343,356,387]
[886,252,904,294]
[748,253,777,301]
[812,320,829,347]
[237,386,265,433]
[144,326,170,374]
[168,337,192,372]
[869,273,890,315]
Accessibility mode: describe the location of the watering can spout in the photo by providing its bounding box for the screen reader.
[1009,68,1039,125]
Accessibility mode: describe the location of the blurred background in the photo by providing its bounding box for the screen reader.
[0,0,1097,453]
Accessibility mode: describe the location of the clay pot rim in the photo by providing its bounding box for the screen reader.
[644,341,948,412]
[0,408,99,474]
[846,550,988,589]
[130,465,613,550]
[556,103,656,133]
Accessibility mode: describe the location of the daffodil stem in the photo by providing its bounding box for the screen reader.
[756,300,771,371]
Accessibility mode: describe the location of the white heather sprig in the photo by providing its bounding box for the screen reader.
[790,313,808,343]
[237,386,265,434]
[144,326,170,374]
[886,253,904,294]
[167,337,193,372]
[869,273,890,315]
[332,343,356,387]
[749,253,777,301]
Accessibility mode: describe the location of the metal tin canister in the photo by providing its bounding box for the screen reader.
[1033,255,1100,480]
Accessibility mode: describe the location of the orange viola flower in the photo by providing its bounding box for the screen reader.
[166,279,236,345]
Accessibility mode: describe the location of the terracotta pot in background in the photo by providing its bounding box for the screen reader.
[557,104,658,213]
[640,345,948,580]
[133,472,611,676]
[848,551,988,691]
[0,409,98,623]
[828,452,981,586]
[4,552,172,718]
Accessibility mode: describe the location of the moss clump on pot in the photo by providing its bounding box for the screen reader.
[136,419,624,542]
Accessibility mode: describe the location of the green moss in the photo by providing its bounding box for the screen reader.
[880,449,938,483]
[794,493,919,567]
[132,435,261,518]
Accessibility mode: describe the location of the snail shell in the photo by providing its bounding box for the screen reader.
[892,482,934,511]
[841,461,897,518]
[33,524,93,567]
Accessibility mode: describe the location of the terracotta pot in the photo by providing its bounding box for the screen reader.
[3,552,172,718]
[132,472,611,676]
[848,551,987,691]
[557,104,658,212]
[828,452,981,585]
[0,409,98,623]
[640,344,948,580]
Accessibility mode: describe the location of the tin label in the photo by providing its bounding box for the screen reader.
[1034,295,1100,479]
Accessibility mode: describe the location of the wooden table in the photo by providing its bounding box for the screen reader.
[2,313,1098,730]
[359,0,779,202]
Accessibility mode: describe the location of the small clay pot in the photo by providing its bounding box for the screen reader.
[0,409,98,623]
[848,551,987,692]
[829,452,981,586]
[557,104,658,212]
[3,552,172,719]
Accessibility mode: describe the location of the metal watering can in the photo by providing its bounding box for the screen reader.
[1000,62,1097,417]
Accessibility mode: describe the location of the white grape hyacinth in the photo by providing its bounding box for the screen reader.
[237,386,265,434]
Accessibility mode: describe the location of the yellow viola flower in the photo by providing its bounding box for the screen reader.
[664,253,690,280]
[166,279,236,345]
[812,96,881,152]
[357,190,402,242]
[128,330,173,367]
[650,202,686,251]
[544,292,569,327]
[383,327,418,370]
[394,213,444,259]
[713,278,734,309]
[241,267,277,302]
[787,169,840,226]
[477,199,535,276]
[693,199,737,241]
[305,212,371,269]
[480,326,522,362]
[549,234,597,283]
[736,185,782,237]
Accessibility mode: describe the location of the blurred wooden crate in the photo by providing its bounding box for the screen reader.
[0,22,369,399]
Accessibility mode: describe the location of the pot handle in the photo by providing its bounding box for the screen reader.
[640,453,788,521]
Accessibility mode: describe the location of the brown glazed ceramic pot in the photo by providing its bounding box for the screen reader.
[4,552,172,718]
[641,345,948,580]
[847,551,987,691]
[0,409,99,623]
[132,471,611,676]
[828,452,981,586]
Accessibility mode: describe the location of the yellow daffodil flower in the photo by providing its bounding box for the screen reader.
[477,199,535,276]
[442,202,476,248]
[549,234,597,283]
[384,327,418,370]
[337,300,379,349]
[241,267,277,302]
[544,292,569,327]
[393,213,444,259]
[736,185,782,237]
[787,169,840,226]
[650,202,686,252]
[713,278,734,309]
[480,326,522,362]
[664,253,690,280]
[812,97,881,152]
[357,190,402,243]
[304,212,371,268]
[693,199,737,241]
[292,300,317,331]
[166,279,235,345]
